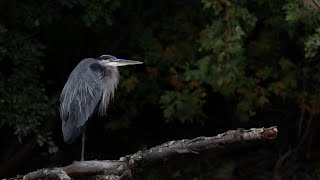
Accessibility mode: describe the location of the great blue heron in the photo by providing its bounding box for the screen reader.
[60,54,142,160]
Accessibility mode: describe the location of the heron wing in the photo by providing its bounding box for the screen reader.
[60,58,103,144]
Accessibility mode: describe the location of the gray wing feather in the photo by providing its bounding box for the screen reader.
[60,58,102,144]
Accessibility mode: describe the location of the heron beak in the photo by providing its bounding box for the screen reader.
[107,59,143,67]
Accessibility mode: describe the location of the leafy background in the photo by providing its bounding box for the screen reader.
[0,0,320,179]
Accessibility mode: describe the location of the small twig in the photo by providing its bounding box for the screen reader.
[311,0,320,10]
[301,0,320,12]
[297,103,305,139]
[273,113,313,179]
[273,148,293,179]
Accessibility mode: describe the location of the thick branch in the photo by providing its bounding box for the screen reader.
[22,126,277,180]
[23,168,71,180]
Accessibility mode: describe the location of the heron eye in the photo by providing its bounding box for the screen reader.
[90,63,102,71]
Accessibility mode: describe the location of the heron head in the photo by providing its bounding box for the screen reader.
[97,54,143,67]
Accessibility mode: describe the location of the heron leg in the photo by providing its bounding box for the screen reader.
[81,128,86,161]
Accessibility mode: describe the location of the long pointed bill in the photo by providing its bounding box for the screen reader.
[108,59,143,66]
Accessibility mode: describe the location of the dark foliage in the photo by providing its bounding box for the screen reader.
[0,0,319,179]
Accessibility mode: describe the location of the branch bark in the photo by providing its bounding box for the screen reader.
[19,126,277,180]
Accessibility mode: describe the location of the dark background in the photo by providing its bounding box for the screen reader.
[0,0,320,179]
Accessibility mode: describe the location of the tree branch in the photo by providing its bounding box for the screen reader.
[23,168,71,180]
[19,126,277,180]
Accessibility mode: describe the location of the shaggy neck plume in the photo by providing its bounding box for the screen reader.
[99,65,119,115]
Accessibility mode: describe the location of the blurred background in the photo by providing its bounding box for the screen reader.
[0,0,320,179]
